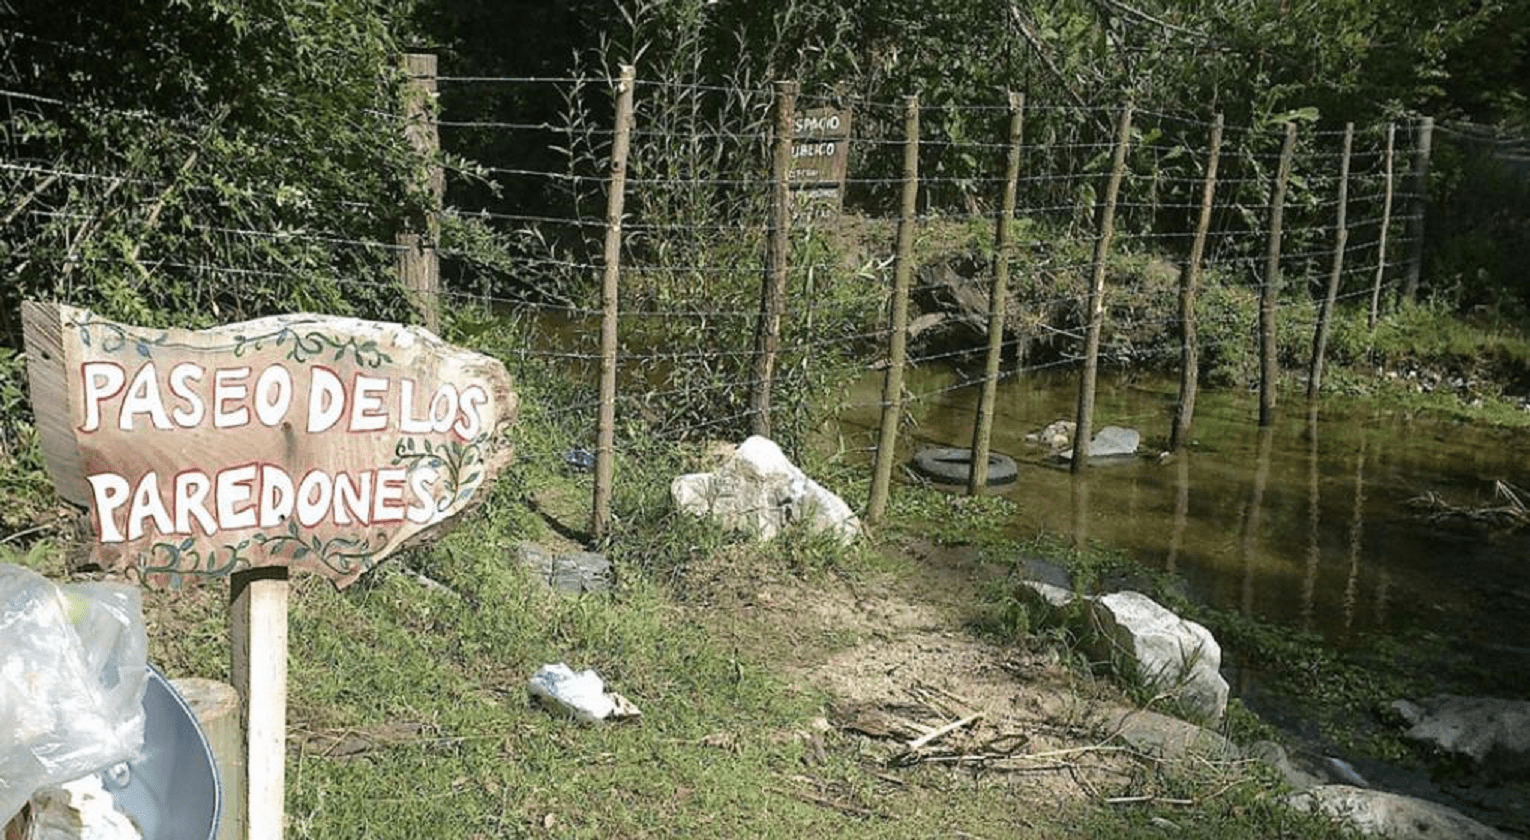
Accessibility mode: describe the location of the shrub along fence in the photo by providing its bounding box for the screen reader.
[1,49,1451,542]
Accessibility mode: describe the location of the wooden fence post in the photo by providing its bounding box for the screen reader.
[398,53,442,334]
[1402,116,1434,304]
[1258,121,1297,428]
[592,66,635,543]
[1369,123,1395,330]
[751,80,797,438]
[1070,102,1132,474]
[1308,122,1353,400]
[1169,112,1223,452]
[968,92,1025,493]
[866,95,920,525]
[230,567,288,840]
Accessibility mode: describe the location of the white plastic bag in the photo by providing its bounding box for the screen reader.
[527,663,640,724]
[0,564,147,825]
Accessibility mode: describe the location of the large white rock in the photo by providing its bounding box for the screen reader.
[1087,591,1228,722]
[671,436,861,545]
[1392,695,1530,776]
[1283,785,1518,840]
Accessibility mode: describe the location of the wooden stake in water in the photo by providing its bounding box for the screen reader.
[1170,113,1223,452]
[1071,103,1132,474]
[969,92,1024,493]
[1369,123,1395,330]
[1308,122,1353,400]
[1259,121,1297,428]
[1401,116,1434,305]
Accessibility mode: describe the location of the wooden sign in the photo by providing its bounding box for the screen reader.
[22,302,517,588]
[789,108,851,225]
[790,107,851,185]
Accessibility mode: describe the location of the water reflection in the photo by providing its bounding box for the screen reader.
[1342,435,1367,641]
[1070,471,1091,550]
[1166,453,1190,575]
[837,366,1530,664]
[1242,425,1275,617]
[1301,404,1321,632]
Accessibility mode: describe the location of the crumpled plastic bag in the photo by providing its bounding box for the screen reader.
[24,774,142,840]
[0,564,147,825]
[527,663,641,724]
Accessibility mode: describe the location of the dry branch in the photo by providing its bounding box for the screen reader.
[907,712,984,750]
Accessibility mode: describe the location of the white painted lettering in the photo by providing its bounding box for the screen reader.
[373,467,407,523]
[215,464,258,530]
[350,374,388,432]
[80,361,126,433]
[120,363,172,431]
[398,378,432,434]
[168,363,206,427]
[455,385,488,440]
[333,471,372,525]
[254,366,293,427]
[259,464,295,528]
[213,367,251,428]
[296,469,333,528]
[174,471,216,536]
[406,466,441,525]
[307,367,345,432]
[429,384,458,434]
[87,472,131,542]
[126,471,173,541]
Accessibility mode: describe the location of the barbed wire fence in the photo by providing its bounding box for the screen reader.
[0,45,1459,541]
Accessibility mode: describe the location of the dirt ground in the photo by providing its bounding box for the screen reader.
[677,533,1248,819]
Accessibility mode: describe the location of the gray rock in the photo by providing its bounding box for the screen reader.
[1392,695,1530,777]
[517,542,611,594]
[1113,709,1239,761]
[1019,579,1076,608]
[1283,785,1518,840]
[1087,591,1229,722]
[1247,741,1327,791]
[671,436,861,545]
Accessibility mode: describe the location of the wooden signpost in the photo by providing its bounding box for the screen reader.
[22,301,517,839]
[789,107,851,226]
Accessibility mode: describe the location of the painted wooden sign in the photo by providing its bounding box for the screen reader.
[22,302,516,588]
[790,107,851,185]
[789,107,851,225]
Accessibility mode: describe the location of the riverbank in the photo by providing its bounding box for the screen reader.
[0,487,1355,839]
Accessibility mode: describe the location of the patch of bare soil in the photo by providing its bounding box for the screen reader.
[684,535,1240,816]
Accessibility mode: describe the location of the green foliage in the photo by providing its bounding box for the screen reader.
[1,1,426,346]
[0,348,55,535]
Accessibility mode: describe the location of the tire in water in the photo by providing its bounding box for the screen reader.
[910,447,1019,486]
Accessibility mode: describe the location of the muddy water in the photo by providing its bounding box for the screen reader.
[838,366,1530,697]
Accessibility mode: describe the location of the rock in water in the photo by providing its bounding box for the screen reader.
[1061,425,1141,460]
[1087,591,1228,722]
[671,436,861,545]
[1391,695,1530,777]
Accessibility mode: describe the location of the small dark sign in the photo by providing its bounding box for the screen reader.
[790,107,851,224]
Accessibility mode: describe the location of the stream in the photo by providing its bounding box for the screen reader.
[838,365,1530,832]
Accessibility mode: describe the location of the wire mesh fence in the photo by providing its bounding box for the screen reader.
[2,47,1461,531]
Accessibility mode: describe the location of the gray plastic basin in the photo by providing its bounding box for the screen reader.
[102,666,222,840]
